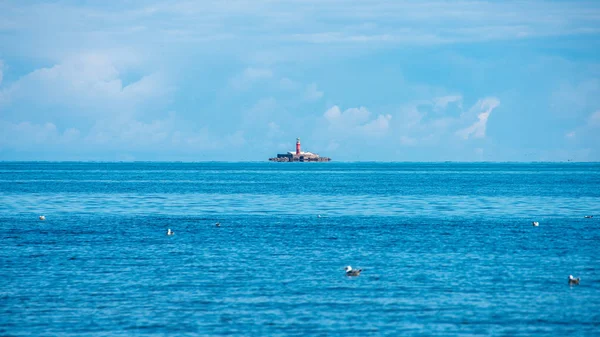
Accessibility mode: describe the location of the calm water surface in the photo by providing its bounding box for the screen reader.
[1,162,599,336]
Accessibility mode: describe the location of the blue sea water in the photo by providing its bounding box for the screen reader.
[0,162,599,336]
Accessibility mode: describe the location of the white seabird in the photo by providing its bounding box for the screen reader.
[568,275,580,285]
[345,266,362,277]
[532,221,539,227]
[215,222,221,227]
[39,215,46,221]
[584,215,593,219]
[167,228,174,236]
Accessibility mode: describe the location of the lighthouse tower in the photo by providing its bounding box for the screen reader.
[296,138,301,155]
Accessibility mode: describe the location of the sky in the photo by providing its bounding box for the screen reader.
[0,0,599,162]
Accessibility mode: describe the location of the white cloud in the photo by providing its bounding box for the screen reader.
[267,121,283,138]
[230,67,273,90]
[0,52,177,155]
[1,1,598,161]
[563,110,600,147]
[551,79,600,118]
[474,147,484,159]
[84,114,174,148]
[456,97,500,140]
[279,77,298,90]
[390,94,501,148]
[325,106,370,126]
[392,100,452,146]
[0,121,80,150]
[3,0,597,69]
[326,140,340,151]
[242,97,278,127]
[400,135,416,146]
[175,127,221,150]
[588,110,600,127]
[119,119,171,144]
[250,97,277,113]
[0,110,242,155]
[292,32,400,44]
[324,105,391,136]
[0,53,168,119]
[84,115,246,152]
[177,128,246,151]
[226,130,246,147]
[363,114,392,135]
[243,68,273,80]
[433,95,462,110]
[305,83,323,101]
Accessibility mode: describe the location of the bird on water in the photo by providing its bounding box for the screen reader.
[345,266,362,277]
[584,215,593,219]
[39,215,46,221]
[167,228,174,236]
[568,275,580,285]
[216,222,221,227]
[532,221,539,226]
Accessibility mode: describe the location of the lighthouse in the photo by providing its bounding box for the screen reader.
[269,137,331,162]
[296,138,301,155]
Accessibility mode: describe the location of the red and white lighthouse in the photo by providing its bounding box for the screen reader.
[296,138,301,155]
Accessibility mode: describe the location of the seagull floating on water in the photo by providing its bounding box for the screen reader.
[532,221,539,227]
[584,215,593,219]
[215,222,221,227]
[39,215,45,221]
[345,266,362,277]
[568,275,580,285]
[166,228,174,236]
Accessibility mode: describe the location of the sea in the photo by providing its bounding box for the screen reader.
[0,162,599,336]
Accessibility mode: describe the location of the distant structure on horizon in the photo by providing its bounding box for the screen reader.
[269,138,331,162]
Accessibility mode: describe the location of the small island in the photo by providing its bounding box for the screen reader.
[269,138,331,162]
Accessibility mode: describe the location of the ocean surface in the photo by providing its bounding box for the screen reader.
[1,162,599,336]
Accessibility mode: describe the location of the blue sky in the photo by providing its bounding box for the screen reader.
[0,0,599,161]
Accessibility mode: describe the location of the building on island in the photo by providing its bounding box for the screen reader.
[268,138,331,162]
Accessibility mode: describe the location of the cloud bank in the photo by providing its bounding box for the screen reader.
[0,1,599,160]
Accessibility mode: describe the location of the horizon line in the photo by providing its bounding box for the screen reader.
[1,160,599,164]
